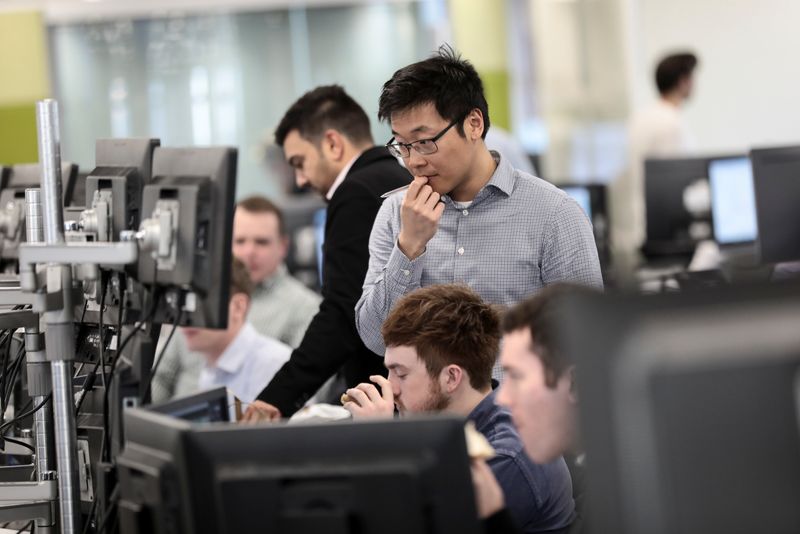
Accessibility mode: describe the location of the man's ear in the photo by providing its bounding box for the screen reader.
[278,234,290,260]
[441,364,465,393]
[465,109,485,141]
[565,366,578,404]
[321,129,345,162]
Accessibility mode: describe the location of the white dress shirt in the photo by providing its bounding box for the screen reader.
[192,323,291,403]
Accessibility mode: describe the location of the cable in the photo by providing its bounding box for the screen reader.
[139,308,183,404]
[101,286,160,462]
[2,344,27,413]
[81,497,99,534]
[2,435,34,455]
[74,272,111,415]
[0,394,50,435]
[94,483,119,534]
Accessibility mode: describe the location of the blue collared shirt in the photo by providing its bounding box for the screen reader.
[469,390,576,533]
[356,151,603,363]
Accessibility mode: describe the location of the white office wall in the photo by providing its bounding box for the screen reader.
[527,0,630,182]
[629,0,800,153]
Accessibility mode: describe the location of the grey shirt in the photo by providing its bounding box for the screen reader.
[355,151,603,357]
[248,264,321,348]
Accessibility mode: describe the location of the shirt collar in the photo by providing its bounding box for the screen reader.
[209,322,257,375]
[325,154,360,201]
[484,150,516,197]
[466,388,500,432]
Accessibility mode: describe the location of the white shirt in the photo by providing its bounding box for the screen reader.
[194,323,291,403]
[611,99,694,252]
[325,155,359,201]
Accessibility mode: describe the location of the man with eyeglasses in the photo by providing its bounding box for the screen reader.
[355,46,603,375]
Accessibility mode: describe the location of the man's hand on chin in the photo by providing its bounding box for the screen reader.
[342,375,395,420]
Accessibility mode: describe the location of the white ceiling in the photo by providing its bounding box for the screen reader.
[0,0,406,23]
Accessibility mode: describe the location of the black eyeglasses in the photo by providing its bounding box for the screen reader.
[386,116,463,159]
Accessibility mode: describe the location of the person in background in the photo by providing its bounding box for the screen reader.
[355,45,602,377]
[233,196,321,347]
[611,51,699,259]
[151,196,320,402]
[345,284,576,534]
[242,85,412,421]
[152,259,292,403]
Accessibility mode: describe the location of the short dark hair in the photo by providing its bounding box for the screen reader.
[502,285,597,389]
[381,285,499,391]
[655,52,698,95]
[275,85,373,147]
[230,257,254,298]
[236,195,286,236]
[378,44,490,139]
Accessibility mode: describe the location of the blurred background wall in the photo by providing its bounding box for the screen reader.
[0,0,798,198]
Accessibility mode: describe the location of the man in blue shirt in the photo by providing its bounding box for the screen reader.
[355,46,602,369]
[344,284,575,533]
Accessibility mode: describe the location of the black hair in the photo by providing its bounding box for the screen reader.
[275,85,373,147]
[655,52,698,95]
[378,44,490,139]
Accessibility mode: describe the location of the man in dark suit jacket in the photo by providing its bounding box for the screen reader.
[243,85,411,420]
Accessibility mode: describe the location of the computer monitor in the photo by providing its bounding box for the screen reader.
[750,145,800,263]
[0,162,78,262]
[3,161,79,204]
[147,387,234,423]
[138,146,237,329]
[708,155,757,246]
[561,186,593,219]
[282,194,327,291]
[118,413,481,534]
[558,183,611,268]
[559,283,800,534]
[643,156,716,257]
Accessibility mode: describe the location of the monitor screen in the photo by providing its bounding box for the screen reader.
[708,156,757,245]
[147,387,233,423]
[561,186,592,219]
[118,414,482,534]
[643,155,730,256]
[750,145,800,263]
[559,283,800,534]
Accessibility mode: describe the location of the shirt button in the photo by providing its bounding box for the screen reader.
[462,209,469,216]
[402,269,410,276]
[457,247,465,255]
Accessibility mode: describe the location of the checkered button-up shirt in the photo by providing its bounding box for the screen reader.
[355,152,603,371]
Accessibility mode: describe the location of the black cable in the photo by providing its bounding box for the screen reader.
[94,483,119,534]
[98,271,108,389]
[0,328,11,426]
[140,308,183,404]
[3,344,27,412]
[101,286,160,462]
[0,394,50,435]
[3,435,34,455]
[73,299,91,362]
[0,329,18,432]
[75,273,111,415]
[81,495,99,534]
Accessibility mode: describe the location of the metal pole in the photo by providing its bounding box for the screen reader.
[36,100,65,246]
[37,99,81,534]
[25,188,56,533]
